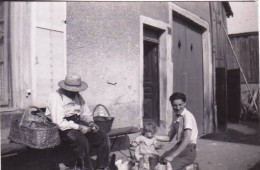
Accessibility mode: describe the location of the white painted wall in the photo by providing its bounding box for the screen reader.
[227,2,258,34]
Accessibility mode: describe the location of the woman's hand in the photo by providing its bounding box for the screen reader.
[79,125,91,134]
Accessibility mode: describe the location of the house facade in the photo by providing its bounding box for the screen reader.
[1,2,233,138]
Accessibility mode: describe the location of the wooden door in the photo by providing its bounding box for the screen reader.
[227,69,241,123]
[172,16,204,135]
[143,40,160,125]
[216,68,227,130]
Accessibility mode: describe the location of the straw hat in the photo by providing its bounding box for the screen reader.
[58,74,88,92]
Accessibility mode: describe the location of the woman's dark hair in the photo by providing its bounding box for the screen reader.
[169,92,186,103]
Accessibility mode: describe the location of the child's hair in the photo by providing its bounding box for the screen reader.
[142,122,157,135]
[169,92,186,103]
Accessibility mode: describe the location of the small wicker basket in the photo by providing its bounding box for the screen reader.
[92,104,114,133]
[8,106,60,149]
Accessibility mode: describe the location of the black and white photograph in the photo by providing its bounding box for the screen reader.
[0,1,259,170]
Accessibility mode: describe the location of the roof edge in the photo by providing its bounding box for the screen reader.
[229,31,259,37]
[222,2,233,18]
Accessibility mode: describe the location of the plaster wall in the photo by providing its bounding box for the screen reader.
[174,2,211,25]
[66,2,214,130]
[227,2,258,34]
[67,2,169,128]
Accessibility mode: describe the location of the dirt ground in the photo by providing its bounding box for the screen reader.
[195,121,260,170]
[116,121,260,170]
[2,121,260,170]
[167,121,260,170]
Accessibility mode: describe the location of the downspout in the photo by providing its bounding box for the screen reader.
[209,2,218,132]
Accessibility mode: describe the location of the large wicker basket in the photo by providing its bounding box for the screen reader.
[8,106,60,149]
[92,104,114,133]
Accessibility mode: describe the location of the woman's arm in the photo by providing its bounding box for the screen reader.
[155,135,170,142]
[156,122,177,142]
[155,129,176,142]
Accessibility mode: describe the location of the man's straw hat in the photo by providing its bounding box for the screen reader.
[58,74,88,92]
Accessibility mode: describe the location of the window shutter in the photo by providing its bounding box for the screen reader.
[0,2,10,106]
[32,2,66,107]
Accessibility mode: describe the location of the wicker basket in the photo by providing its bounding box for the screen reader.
[92,104,114,133]
[8,106,60,149]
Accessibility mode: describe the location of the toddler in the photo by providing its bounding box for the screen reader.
[133,122,160,170]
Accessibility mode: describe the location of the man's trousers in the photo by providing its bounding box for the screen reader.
[59,129,110,170]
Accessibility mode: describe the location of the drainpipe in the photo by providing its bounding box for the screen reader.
[209,2,218,132]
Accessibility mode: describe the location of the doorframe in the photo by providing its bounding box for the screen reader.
[169,3,213,134]
[139,16,171,129]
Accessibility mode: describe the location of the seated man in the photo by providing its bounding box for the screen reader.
[156,92,198,170]
[45,74,110,170]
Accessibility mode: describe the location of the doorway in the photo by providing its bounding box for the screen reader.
[143,26,160,126]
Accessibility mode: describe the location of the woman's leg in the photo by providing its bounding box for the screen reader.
[160,144,179,162]
[169,144,196,170]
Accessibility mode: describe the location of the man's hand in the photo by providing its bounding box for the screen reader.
[88,122,99,133]
[79,125,91,134]
[164,156,174,162]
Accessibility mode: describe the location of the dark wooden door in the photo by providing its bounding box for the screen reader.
[143,40,160,125]
[227,69,241,123]
[216,68,227,130]
[172,16,204,135]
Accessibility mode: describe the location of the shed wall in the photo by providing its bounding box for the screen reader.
[227,34,259,83]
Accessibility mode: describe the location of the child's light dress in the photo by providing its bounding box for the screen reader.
[134,135,159,169]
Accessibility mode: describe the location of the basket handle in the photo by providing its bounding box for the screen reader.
[92,104,111,118]
[19,106,46,127]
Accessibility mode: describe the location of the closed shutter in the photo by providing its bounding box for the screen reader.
[0,2,10,106]
[32,2,66,107]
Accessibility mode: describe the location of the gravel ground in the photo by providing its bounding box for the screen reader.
[195,121,260,170]
[119,121,260,170]
[2,121,260,170]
